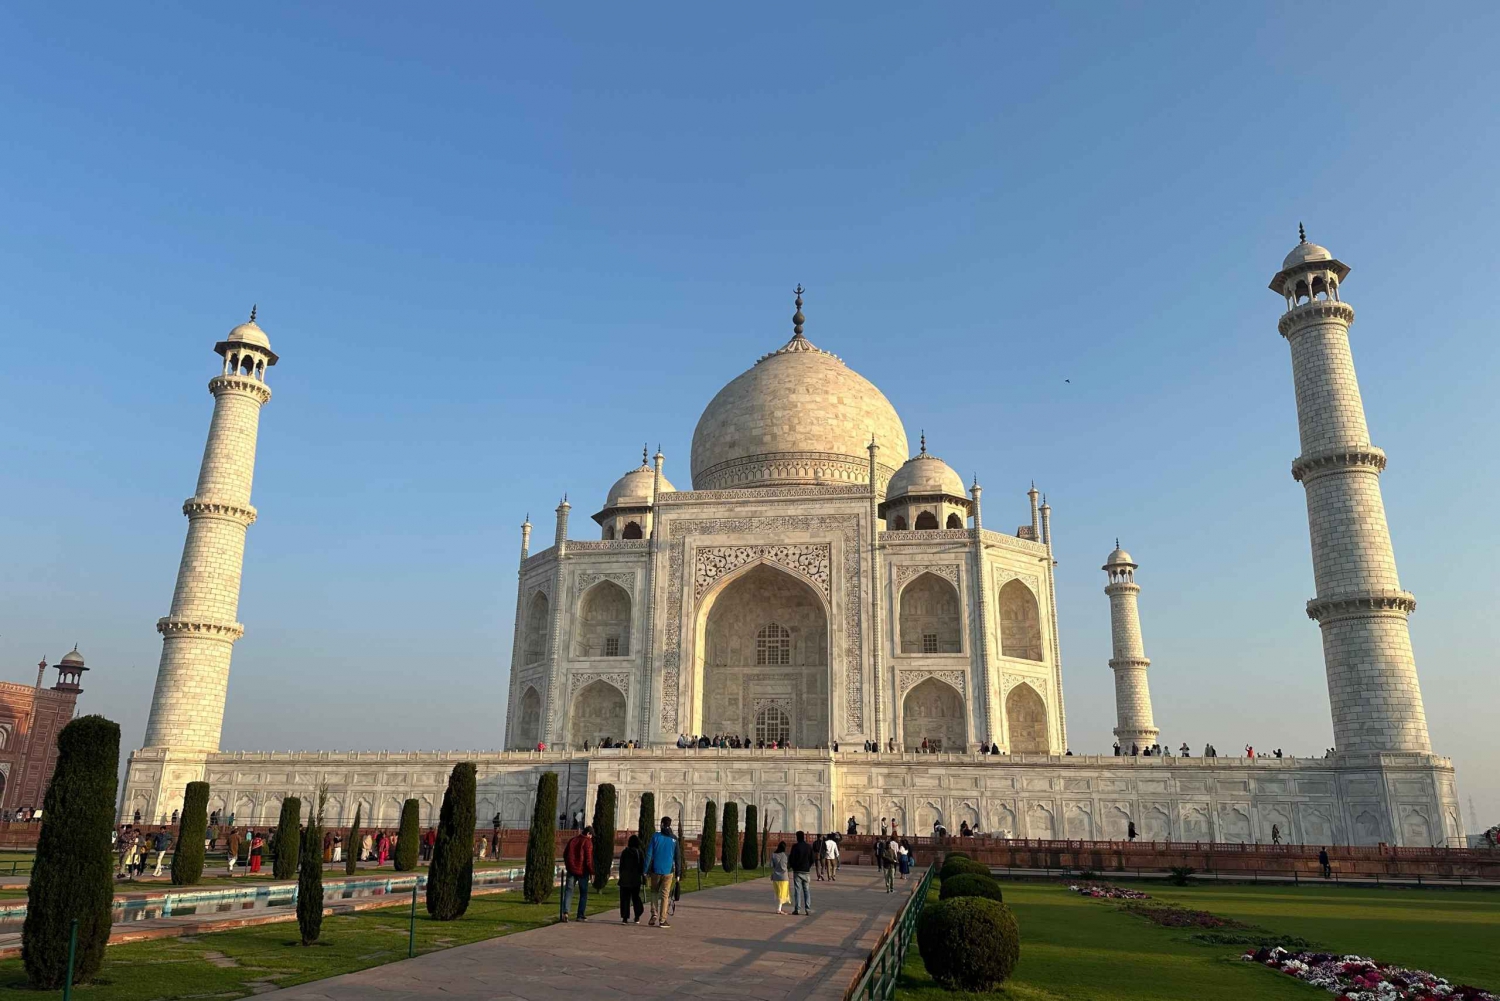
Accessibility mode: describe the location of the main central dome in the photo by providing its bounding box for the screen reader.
[690,308,909,490]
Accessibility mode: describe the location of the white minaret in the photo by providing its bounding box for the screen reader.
[1271,228,1430,753]
[142,309,277,752]
[1104,542,1159,750]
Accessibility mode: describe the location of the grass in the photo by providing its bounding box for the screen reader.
[0,867,765,999]
[897,879,1500,1001]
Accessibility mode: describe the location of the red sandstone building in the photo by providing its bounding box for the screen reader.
[0,648,87,816]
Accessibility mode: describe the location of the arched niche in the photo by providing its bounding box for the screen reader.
[515,686,542,748]
[914,511,939,530]
[622,521,643,540]
[571,679,627,746]
[998,579,1043,661]
[523,591,550,665]
[1005,682,1048,753]
[694,562,829,747]
[902,677,966,751]
[899,572,961,654]
[574,580,631,657]
[945,513,963,529]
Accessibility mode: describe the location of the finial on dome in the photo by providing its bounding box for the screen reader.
[1116,537,1120,549]
[792,284,805,338]
[642,443,649,466]
[249,304,257,323]
[1298,222,1306,244]
[919,431,927,455]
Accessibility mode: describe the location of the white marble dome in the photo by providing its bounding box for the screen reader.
[885,450,966,500]
[225,319,272,351]
[1282,239,1333,270]
[1104,545,1136,568]
[604,463,675,508]
[691,332,909,490]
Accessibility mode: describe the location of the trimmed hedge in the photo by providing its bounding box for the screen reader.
[698,800,717,873]
[394,799,420,871]
[22,715,119,990]
[426,762,476,920]
[721,802,739,874]
[171,781,210,886]
[940,857,992,881]
[523,772,558,903]
[272,797,302,880]
[939,873,1005,903]
[637,792,656,844]
[917,897,1021,990]
[345,805,361,876]
[590,784,617,891]
[741,804,759,870]
[943,850,971,862]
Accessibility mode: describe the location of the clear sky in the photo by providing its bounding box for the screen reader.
[2,4,1496,829]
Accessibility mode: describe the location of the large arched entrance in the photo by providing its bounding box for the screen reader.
[902,677,966,751]
[571,680,626,746]
[695,562,829,746]
[515,686,542,748]
[1005,683,1048,752]
[574,581,631,657]
[899,573,962,654]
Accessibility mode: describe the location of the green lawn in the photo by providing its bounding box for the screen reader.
[896,879,1500,1001]
[0,868,764,1000]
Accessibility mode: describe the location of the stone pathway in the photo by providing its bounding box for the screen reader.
[276,866,914,1001]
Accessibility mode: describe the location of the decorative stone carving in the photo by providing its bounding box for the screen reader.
[1004,675,1048,700]
[576,571,636,597]
[659,483,872,502]
[566,540,649,553]
[182,499,258,525]
[991,568,1041,597]
[894,563,961,593]
[568,672,631,701]
[898,670,966,698]
[694,544,831,599]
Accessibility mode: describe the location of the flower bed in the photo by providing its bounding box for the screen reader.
[1245,946,1497,1000]
[1067,881,1149,899]
[1123,902,1242,929]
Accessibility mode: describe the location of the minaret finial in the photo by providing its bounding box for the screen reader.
[642,443,649,466]
[792,284,805,338]
[919,431,926,455]
[249,304,257,323]
[1298,222,1306,243]
[1116,537,1120,549]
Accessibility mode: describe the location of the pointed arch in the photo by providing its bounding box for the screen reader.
[914,511,939,530]
[575,579,631,657]
[899,572,961,654]
[902,676,966,751]
[523,590,550,665]
[622,521,643,540]
[945,512,963,529]
[571,679,627,746]
[1005,682,1048,753]
[998,579,1044,661]
[516,685,542,749]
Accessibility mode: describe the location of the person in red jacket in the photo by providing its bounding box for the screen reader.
[560,825,594,922]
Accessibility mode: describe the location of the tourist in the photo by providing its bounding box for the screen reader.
[1318,847,1331,879]
[1271,824,1281,845]
[846,816,858,836]
[770,840,791,913]
[134,809,142,824]
[788,831,815,915]
[250,831,264,873]
[880,817,888,837]
[559,825,594,922]
[152,829,171,876]
[574,809,584,830]
[171,809,179,825]
[1246,745,1255,759]
[422,827,436,862]
[876,836,895,893]
[227,827,242,875]
[1128,821,1138,843]
[377,830,390,866]
[959,821,971,838]
[825,832,839,881]
[1113,742,1121,756]
[618,833,646,923]
[490,829,500,859]
[891,819,900,838]
[644,816,678,928]
[331,832,342,864]
[361,830,374,862]
[1180,743,1190,757]
[897,839,912,880]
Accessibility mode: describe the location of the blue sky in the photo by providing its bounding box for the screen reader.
[2,4,1496,827]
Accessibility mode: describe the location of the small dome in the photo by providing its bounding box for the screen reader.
[604,464,675,509]
[885,450,966,501]
[1282,240,1333,270]
[1104,545,1135,568]
[225,319,272,351]
[60,646,85,667]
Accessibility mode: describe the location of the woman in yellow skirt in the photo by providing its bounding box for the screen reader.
[770,840,791,913]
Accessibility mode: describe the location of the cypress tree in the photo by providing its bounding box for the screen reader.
[760,815,772,867]
[721,802,740,874]
[272,797,302,880]
[22,715,118,990]
[394,799,420,871]
[170,780,210,886]
[523,771,558,903]
[426,762,477,920]
[345,804,362,876]
[741,804,759,870]
[590,784,617,891]
[697,800,717,873]
[636,791,655,844]
[297,787,327,945]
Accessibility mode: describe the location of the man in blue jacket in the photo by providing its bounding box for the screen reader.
[642,815,678,929]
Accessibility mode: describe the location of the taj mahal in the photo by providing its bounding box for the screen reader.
[120,233,1466,848]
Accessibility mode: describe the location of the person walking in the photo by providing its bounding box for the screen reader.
[152,829,171,876]
[377,831,390,867]
[560,825,594,922]
[1318,848,1332,879]
[897,839,912,881]
[770,840,792,914]
[788,831,815,915]
[1271,824,1282,846]
[644,816,679,928]
[1128,821,1138,843]
[824,832,839,881]
[249,832,264,873]
[876,835,895,893]
[226,827,242,876]
[618,834,646,924]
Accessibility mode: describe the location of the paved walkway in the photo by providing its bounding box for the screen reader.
[277,866,913,1001]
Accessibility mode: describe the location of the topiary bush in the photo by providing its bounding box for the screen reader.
[345,804,362,876]
[637,792,655,845]
[741,804,759,870]
[917,897,1021,991]
[591,783,618,891]
[943,850,971,862]
[720,802,739,874]
[426,762,476,920]
[394,799,420,871]
[171,780,210,886]
[698,800,717,873]
[939,873,1005,902]
[272,797,302,880]
[940,856,992,881]
[523,772,558,903]
[22,715,118,990]
[297,790,326,945]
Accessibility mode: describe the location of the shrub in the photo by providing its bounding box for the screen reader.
[939,873,1004,902]
[297,789,326,945]
[345,804,362,876]
[523,772,558,903]
[917,897,1021,991]
[698,800,718,873]
[170,781,210,886]
[721,802,740,874]
[394,799,420,871]
[22,715,118,990]
[940,857,991,882]
[741,804,759,870]
[944,850,971,862]
[637,792,655,844]
[426,762,477,920]
[1168,865,1196,886]
[272,797,302,880]
[590,784,617,891]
